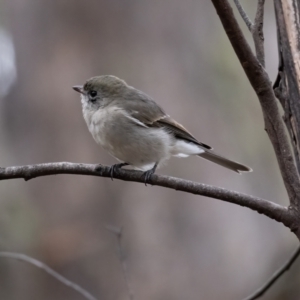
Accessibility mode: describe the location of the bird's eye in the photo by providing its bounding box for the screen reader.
[89,90,97,99]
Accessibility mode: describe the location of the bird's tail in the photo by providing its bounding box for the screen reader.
[198,150,252,173]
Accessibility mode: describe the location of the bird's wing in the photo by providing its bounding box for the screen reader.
[122,88,167,124]
[122,88,212,150]
[153,116,212,149]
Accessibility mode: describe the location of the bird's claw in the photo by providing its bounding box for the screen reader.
[141,163,158,186]
[142,170,154,185]
[108,163,128,180]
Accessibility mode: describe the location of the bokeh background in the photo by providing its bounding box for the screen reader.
[0,1,299,299]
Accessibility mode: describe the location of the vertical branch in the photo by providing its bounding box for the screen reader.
[210,0,300,212]
[233,0,265,66]
[233,0,253,31]
[274,0,300,176]
[253,0,265,67]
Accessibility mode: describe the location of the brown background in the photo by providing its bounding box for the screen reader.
[0,1,298,299]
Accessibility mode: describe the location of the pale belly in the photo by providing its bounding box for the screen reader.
[84,106,173,170]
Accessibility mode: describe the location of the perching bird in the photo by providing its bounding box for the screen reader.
[73,75,252,182]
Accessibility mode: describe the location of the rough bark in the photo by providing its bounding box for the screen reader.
[274,0,300,178]
[210,0,300,230]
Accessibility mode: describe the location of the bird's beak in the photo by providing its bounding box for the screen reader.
[72,85,84,94]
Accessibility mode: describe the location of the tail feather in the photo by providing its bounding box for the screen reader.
[199,150,252,173]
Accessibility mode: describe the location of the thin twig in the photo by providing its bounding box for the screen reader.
[252,0,265,67]
[233,0,266,66]
[0,252,98,300]
[233,0,253,31]
[0,162,294,229]
[243,245,300,300]
[105,225,134,300]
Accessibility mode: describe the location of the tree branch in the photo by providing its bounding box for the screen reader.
[210,0,300,212]
[0,162,294,229]
[253,0,265,67]
[0,252,98,300]
[243,245,300,300]
[233,0,253,31]
[273,0,300,177]
[233,0,265,66]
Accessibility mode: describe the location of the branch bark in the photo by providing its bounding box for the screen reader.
[233,0,265,66]
[233,0,253,31]
[253,0,265,67]
[210,0,300,215]
[0,162,294,229]
[274,0,300,177]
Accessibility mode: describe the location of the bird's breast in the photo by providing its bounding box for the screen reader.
[83,106,120,152]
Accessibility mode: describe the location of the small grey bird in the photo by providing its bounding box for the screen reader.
[73,75,252,182]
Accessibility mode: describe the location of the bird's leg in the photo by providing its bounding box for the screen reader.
[142,163,158,185]
[108,163,129,180]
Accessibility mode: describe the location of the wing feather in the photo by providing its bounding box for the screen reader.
[115,87,212,150]
[154,116,212,150]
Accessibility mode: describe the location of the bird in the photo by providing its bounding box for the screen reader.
[73,75,252,182]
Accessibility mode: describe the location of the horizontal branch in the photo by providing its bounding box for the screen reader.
[0,162,294,228]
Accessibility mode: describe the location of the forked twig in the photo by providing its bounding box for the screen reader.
[0,252,98,300]
[233,0,265,66]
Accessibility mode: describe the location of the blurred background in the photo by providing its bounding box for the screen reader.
[0,0,299,299]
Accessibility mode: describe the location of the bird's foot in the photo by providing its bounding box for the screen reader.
[141,163,158,186]
[108,163,129,180]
